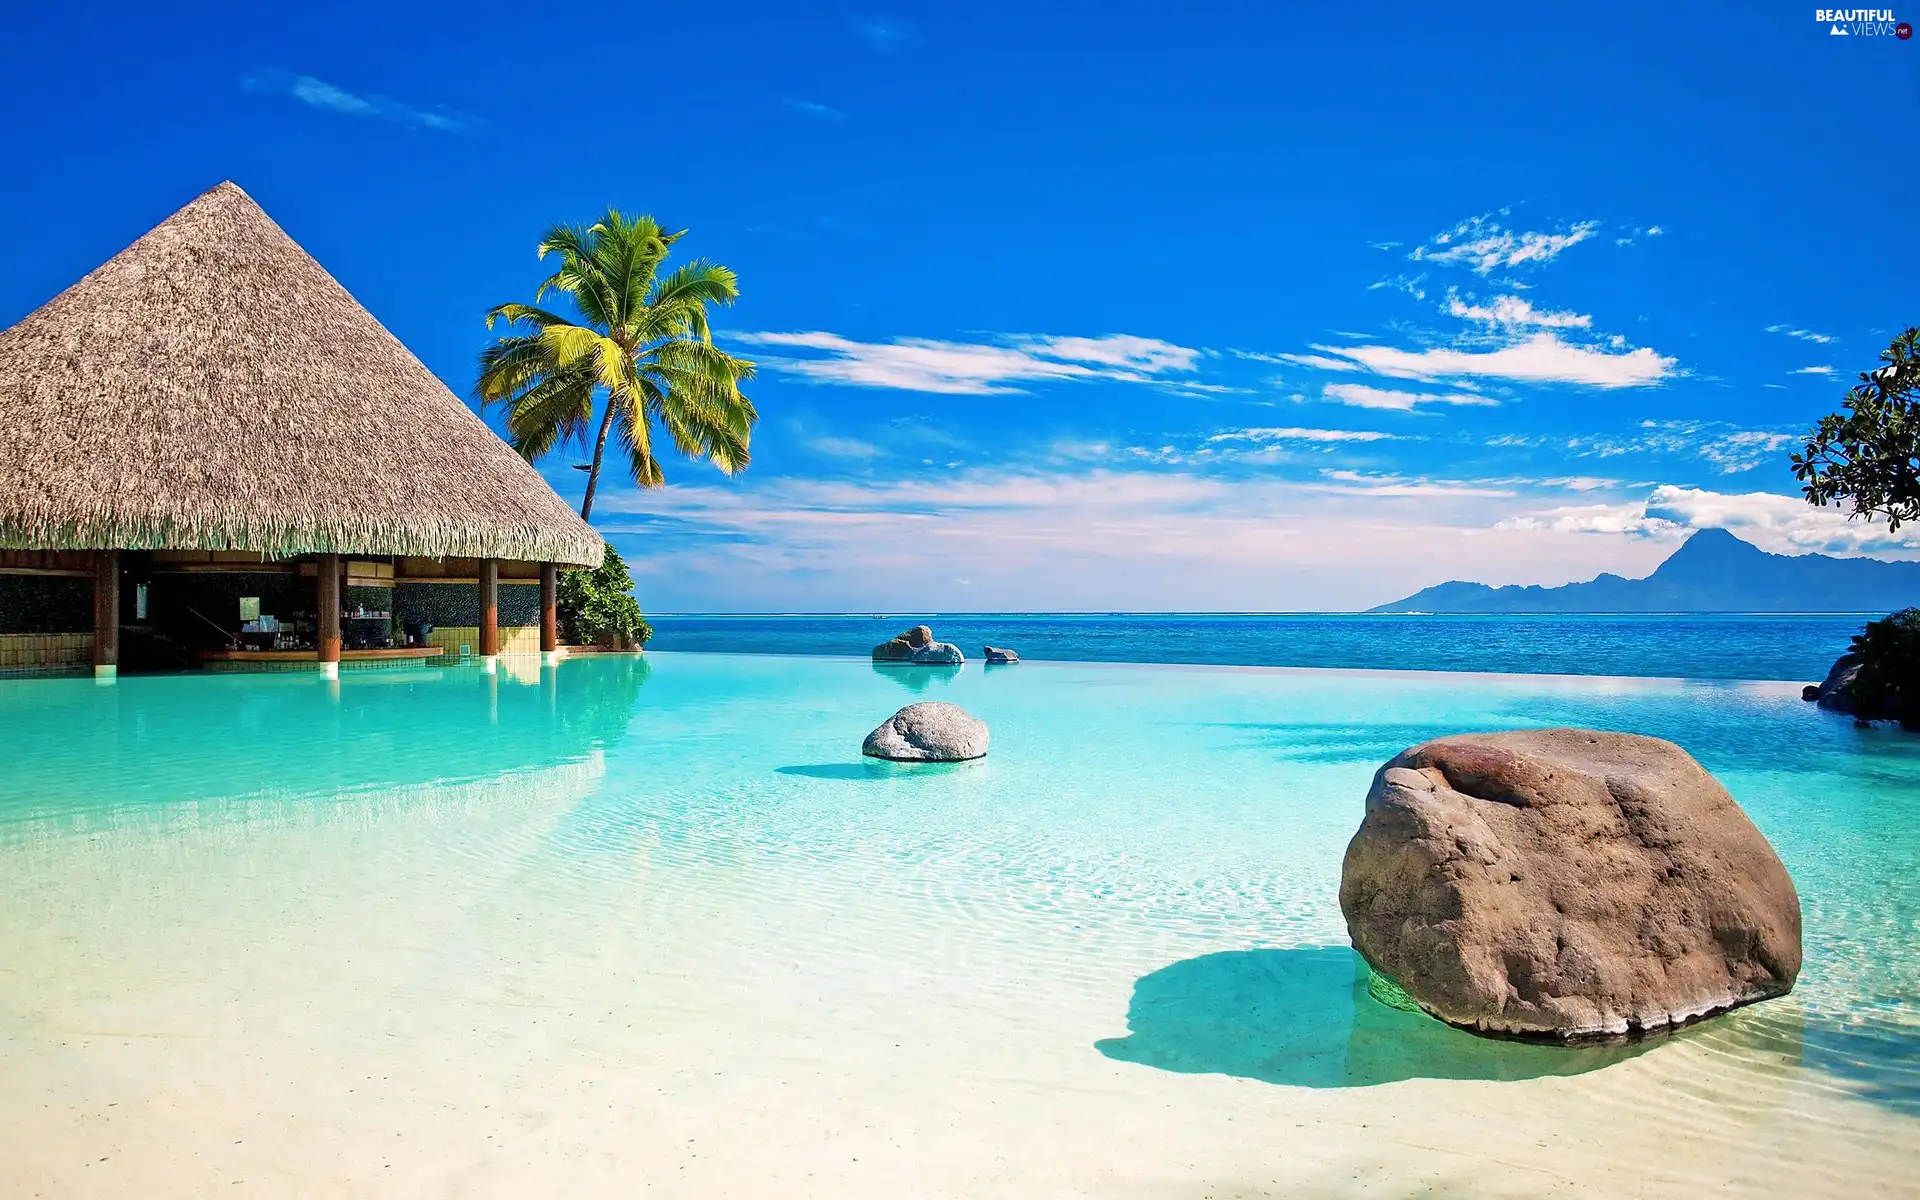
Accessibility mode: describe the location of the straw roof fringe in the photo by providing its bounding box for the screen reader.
[0,182,604,567]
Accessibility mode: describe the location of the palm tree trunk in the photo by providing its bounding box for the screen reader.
[579,396,620,520]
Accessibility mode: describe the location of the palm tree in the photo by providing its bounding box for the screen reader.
[477,211,757,520]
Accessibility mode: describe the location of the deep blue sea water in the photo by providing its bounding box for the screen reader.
[647,613,1869,682]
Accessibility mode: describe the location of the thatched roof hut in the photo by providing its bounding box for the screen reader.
[0,181,602,567]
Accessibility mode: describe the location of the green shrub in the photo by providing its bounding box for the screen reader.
[558,545,652,648]
[1848,607,1920,728]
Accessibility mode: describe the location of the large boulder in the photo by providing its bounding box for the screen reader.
[1811,653,1861,714]
[872,624,934,662]
[1809,611,1920,728]
[872,624,965,665]
[1339,728,1801,1041]
[862,702,988,761]
[912,641,965,665]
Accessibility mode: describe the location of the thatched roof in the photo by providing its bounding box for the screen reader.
[0,181,604,567]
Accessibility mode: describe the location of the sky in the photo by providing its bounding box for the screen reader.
[2,2,1917,611]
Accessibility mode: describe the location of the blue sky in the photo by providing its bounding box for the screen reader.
[3,2,1917,610]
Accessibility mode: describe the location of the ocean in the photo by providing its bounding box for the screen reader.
[646,612,1870,682]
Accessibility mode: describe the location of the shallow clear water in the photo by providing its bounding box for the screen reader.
[1,654,1915,1196]
[647,612,1870,682]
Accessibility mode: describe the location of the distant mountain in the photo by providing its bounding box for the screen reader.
[1368,528,1920,613]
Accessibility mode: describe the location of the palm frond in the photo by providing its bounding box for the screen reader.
[640,262,740,344]
[503,366,597,463]
[593,212,678,336]
[649,260,740,311]
[479,211,760,491]
[475,333,564,404]
[484,302,580,332]
[612,384,666,488]
[534,324,628,393]
[533,224,621,330]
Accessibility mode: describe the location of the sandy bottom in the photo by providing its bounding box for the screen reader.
[0,754,1911,1200]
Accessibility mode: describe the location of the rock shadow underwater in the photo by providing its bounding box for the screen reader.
[774,758,983,782]
[1096,945,1666,1088]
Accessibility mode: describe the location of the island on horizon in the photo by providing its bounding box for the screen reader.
[1368,528,1920,614]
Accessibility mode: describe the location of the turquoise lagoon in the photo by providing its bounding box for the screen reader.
[0,652,1915,1196]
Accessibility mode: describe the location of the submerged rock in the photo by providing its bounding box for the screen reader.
[1339,728,1801,1041]
[861,701,988,761]
[984,645,1020,664]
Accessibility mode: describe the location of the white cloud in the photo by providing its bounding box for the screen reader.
[1486,420,1797,474]
[1560,476,1625,492]
[1550,420,1798,474]
[1163,381,1249,396]
[240,69,479,134]
[1296,332,1675,388]
[854,16,915,52]
[1791,365,1838,377]
[1368,273,1428,300]
[1269,352,1365,372]
[1205,427,1398,444]
[1318,470,1515,497]
[1025,334,1200,373]
[1693,429,1799,473]
[1497,485,1920,555]
[594,466,1676,611]
[1522,476,1625,492]
[805,434,883,459]
[780,95,847,121]
[1495,501,1675,538]
[1319,382,1499,411]
[1613,224,1665,247]
[732,330,1201,394]
[1444,291,1592,329]
[1411,213,1599,275]
[1766,325,1836,345]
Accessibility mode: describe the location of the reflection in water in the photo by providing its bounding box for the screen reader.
[0,657,651,820]
[1097,946,1656,1087]
[869,662,963,693]
[776,759,985,781]
[1210,720,1486,766]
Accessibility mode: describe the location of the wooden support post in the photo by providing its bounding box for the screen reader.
[540,563,559,659]
[316,553,342,678]
[92,549,119,678]
[479,557,500,667]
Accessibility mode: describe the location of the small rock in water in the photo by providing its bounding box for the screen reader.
[1801,684,1821,702]
[873,624,964,664]
[1339,728,1801,1041]
[862,702,989,761]
[983,645,1020,664]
